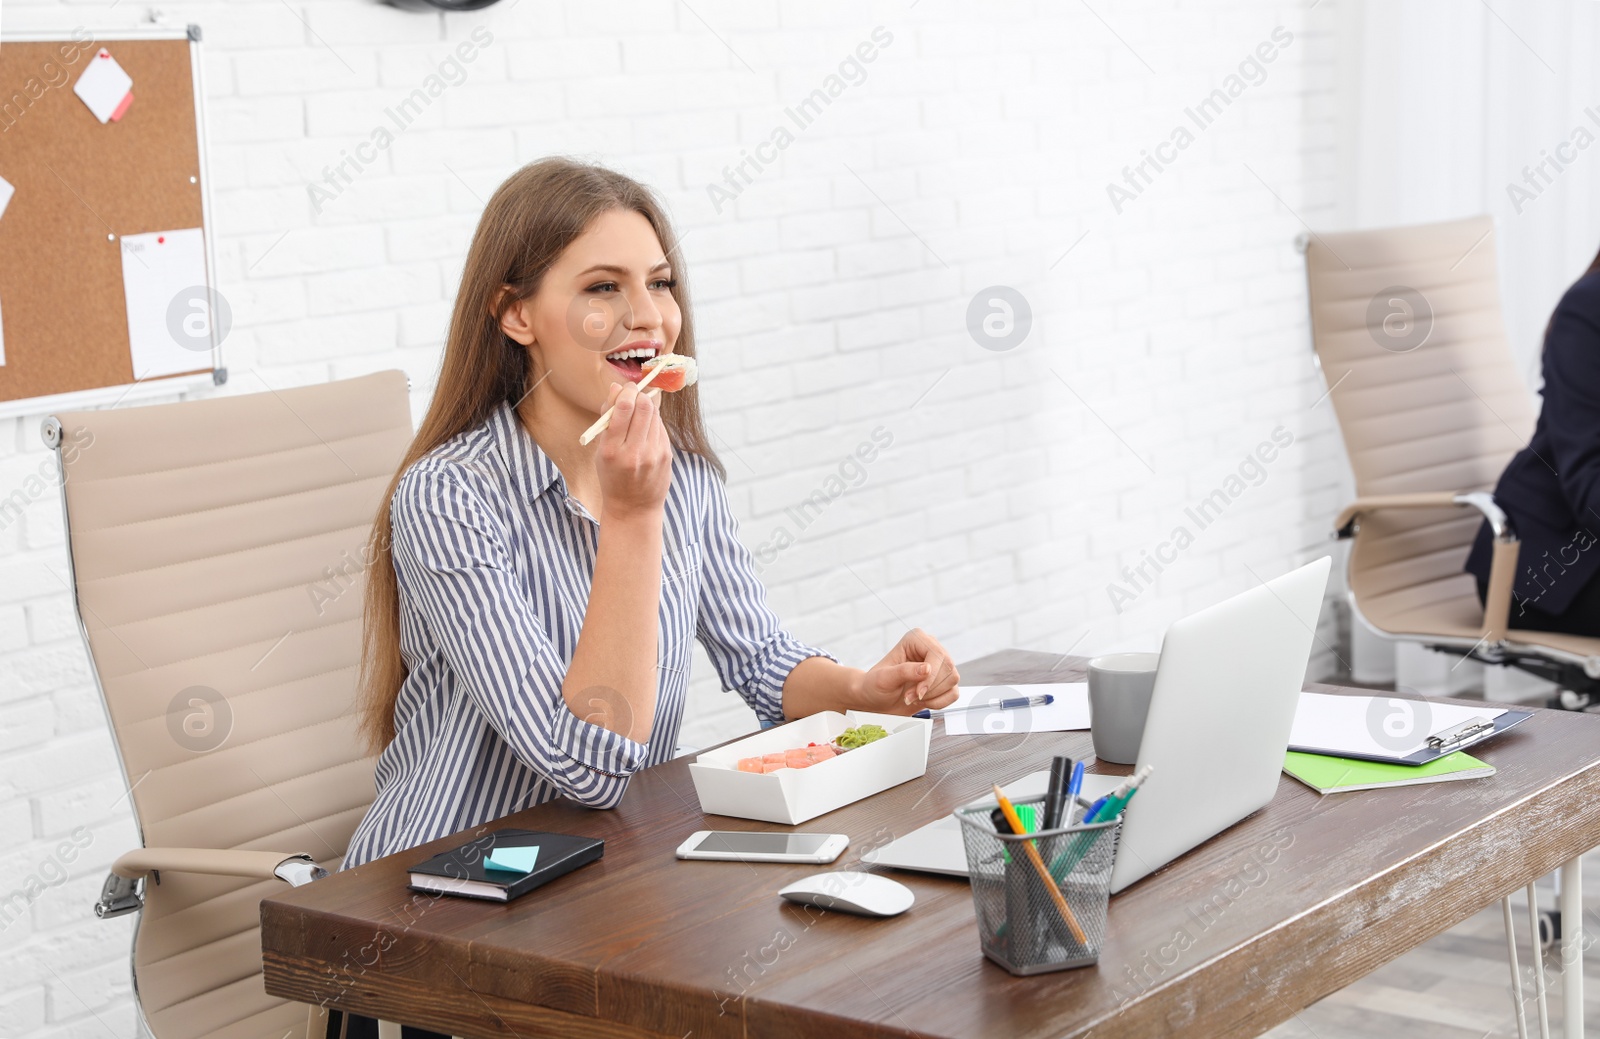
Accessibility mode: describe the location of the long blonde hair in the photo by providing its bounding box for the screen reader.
[357,157,723,752]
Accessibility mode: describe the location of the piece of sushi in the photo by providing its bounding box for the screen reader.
[642,353,698,392]
[578,353,701,446]
[733,741,842,773]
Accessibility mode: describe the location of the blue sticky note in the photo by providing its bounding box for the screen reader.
[484,846,540,874]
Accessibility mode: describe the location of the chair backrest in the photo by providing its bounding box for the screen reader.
[50,370,412,1039]
[1304,215,1535,635]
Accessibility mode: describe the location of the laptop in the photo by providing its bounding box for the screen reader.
[864,556,1331,893]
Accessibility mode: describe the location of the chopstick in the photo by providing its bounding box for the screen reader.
[579,366,665,445]
[992,784,1088,945]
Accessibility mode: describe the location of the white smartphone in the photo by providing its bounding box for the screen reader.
[675,830,848,864]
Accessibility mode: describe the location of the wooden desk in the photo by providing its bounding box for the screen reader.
[262,651,1600,1038]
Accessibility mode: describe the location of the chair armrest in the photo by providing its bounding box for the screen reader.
[1332,491,1519,640]
[1334,493,1463,537]
[111,847,325,881]
[1481,532,1520,642]
[1333,491,1513,540]
[95,848,329,920]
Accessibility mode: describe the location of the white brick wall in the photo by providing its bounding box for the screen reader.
[0,1,1356,1034]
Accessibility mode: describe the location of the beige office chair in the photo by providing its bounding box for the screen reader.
[47,370,412,1039]
[1303,214,1600,709]
[1306,216,1594,1036]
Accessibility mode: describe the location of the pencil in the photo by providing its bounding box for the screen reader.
[992,785,1088,945]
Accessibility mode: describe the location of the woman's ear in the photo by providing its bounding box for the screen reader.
[493,285,536,347]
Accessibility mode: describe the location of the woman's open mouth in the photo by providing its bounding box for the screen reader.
[605,344,661,382]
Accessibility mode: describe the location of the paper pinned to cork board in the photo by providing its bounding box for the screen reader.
[74,48,135,123]
[0,174,11,363]
[119,228,210,379]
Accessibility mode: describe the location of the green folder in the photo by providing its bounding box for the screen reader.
[1283,750,1494,794]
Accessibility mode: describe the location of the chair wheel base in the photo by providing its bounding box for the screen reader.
[1539,908,1561,951]
[1547,689,1593,712]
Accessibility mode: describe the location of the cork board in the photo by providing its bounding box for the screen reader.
[0,32,216,406]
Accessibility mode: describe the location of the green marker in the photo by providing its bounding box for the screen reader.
[1049,767,1154,879]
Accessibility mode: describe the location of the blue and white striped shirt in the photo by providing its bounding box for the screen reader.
[340,400,833,870]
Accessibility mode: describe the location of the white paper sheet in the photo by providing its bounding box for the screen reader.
[940,682,1091,735]
[1288,691,1505,759]
[119,228,210,379]
[0,176,17,364]
[74,48,134,123]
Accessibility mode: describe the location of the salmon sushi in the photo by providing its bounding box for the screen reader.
[642,353,698,392]
[737,741,840,773]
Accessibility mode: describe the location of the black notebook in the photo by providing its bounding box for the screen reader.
[407,828,604,902]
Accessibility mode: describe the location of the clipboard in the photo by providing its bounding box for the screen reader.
[1288,692,1534,766]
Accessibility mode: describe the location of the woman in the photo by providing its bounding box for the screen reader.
[342,157,961,877]
[1465,243,1600,636]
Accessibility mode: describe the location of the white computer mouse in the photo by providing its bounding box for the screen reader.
[778,870,914,917]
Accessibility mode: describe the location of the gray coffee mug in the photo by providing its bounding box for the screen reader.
[1088,652,1160,765]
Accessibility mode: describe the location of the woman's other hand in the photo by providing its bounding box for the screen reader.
[858,627,961,713]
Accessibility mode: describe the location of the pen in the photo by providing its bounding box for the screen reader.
[1089,793,1126,825]
[1088,765,1155,823]
[992,785,1088,945]
[1051,766,1156,880]
[913,693,1054,720]
[1065,760,1085,825]
[1042,756,1072,829]
[991,803,1038,857]
[1105,765,1155,817]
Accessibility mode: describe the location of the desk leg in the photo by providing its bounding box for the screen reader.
[1562,855,1583,1039]
[1506,896,1532,1039]
[1534,885,1554,1039]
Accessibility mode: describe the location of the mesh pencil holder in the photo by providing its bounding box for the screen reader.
[956,794,1122,975]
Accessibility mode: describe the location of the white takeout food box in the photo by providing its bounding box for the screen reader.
[688,710,931,825]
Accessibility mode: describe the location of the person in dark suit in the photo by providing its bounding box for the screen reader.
[1465,246,1600,636]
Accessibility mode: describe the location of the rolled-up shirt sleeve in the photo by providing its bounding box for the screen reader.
[390,463,648,806]
[693,463,835,726]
